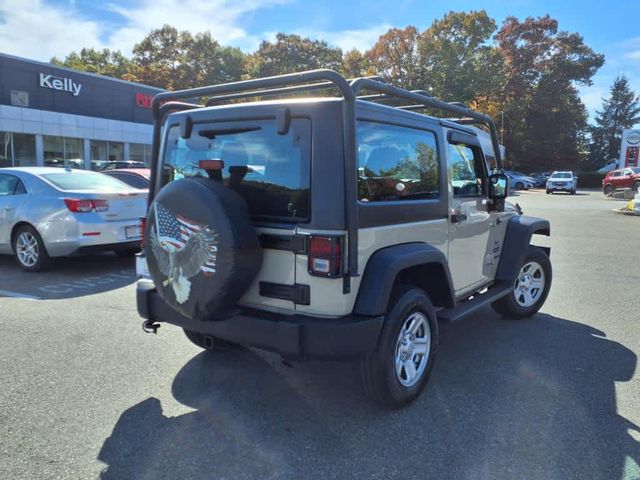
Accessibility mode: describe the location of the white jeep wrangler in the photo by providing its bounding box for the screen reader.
[136,70,552,408]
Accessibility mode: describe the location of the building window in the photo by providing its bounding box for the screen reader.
[44,135,84,169]
[130,143,152,166]
[0,131,36,168]
[10,90,29,107]
[90,140,124,170]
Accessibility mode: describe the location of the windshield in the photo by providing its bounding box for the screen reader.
[41,172,133,191]
[550,172,572,179]
[160,118,311,221]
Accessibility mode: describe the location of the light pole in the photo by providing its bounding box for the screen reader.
[500,110,505,145]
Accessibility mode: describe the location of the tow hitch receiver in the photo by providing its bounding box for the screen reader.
[142,320,160,334]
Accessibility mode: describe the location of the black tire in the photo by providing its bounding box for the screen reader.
[515,182,524,190]
[145,178,262,320]
[603,184,613,196]
[492,246,552,319]
[113,248,139,257]
[360,286,438,409]
[570,189,576,195]
[634,181,640,194]
[12,225,50,272]
[546,190,551,194]
[183,329,240,352]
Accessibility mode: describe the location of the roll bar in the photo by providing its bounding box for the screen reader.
[149,70,503,286]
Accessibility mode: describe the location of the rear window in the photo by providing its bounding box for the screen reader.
[160,118,311,221]
[42,172,132,191]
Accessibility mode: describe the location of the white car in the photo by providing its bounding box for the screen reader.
[546,171,577,195]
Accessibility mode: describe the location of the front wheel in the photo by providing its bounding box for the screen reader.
[603,184,613,196]
[360,286,438,409]
[492,246,552,319]
[13,225,50,272]
[570,189,576,195]
[515,182,524,190]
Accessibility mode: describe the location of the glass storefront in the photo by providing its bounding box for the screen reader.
[129,143,152,166]
[0,131,36,168]
[90,140,124,170]
[44,135,84,168]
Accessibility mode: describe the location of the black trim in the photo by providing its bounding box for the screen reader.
[358,201,447,228]
[353,242,455,316]
[137,281,383,359]
[448,130,480,146]
[259,281,310,305]
[495,215,550,282]
[259,233,308,253]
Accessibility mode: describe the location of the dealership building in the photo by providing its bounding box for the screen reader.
[0,53,163,170]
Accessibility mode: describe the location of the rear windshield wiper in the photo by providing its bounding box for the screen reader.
[199,127,261,139]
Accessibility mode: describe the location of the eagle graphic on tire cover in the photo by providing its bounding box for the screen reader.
[149,203,219,304]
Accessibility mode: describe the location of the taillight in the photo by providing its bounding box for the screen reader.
[140,217,146,248]
[64,198,109,213]
[308,236,343,278]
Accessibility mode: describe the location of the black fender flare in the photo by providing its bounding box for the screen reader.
[495,215,550,282]
[353,242,455,316]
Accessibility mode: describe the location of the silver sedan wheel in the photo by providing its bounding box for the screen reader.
[514,261,545,307]
[16,232,39,267]
[394,311,430,387]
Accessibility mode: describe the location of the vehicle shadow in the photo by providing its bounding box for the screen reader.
[0,253,136,300]
[98,312,639,480]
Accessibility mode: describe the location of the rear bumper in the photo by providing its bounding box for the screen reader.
[137,280,384,359]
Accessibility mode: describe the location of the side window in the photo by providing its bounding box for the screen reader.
[357,121,439,202]
[449,143,484,197]
[612,171,621,177]
[0,174,20,196]
[14,179,27,195]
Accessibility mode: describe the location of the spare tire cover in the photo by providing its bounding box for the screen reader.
[145,177,262,320]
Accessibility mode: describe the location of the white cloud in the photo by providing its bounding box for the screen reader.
[295,23,392,52]
[0,0,290,61]
[0,0,104,60]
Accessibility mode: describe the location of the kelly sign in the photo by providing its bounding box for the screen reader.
[39,73,82,96]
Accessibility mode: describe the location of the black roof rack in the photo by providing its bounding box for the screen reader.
[148,69,503,285]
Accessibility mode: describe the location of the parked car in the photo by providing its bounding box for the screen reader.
[530,172,551,188]
[102,168,151,190]
[601,167,640,195]
[136,69,552,408]
[597,159,619,174]
[97,161,146,171]
[546,171,577,194]
[0,167,147,271]
[505,171,535,190]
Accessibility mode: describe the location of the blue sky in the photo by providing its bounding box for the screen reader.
[0,0,639,120]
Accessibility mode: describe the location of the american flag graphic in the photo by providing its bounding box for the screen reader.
[154,203,217,274]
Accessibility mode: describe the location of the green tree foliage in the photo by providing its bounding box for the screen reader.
[589,75,640,166]
[246,33,342,78]
[131,25,244,89]
[51,48,134,79]
[366,26,421,88]
[341,49,372,78]
[417,10,502,106]
[496,15,604,171]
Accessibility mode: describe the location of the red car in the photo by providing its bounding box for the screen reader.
[102,168,151,190]
[602,167,640,195]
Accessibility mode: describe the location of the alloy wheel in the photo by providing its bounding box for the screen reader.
[16,232,39,267]
[394,311,430,387]
[514,261,545,307]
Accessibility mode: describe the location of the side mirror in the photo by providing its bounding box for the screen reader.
[489,173,508,199]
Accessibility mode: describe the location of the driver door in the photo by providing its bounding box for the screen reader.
[446,134,492,295]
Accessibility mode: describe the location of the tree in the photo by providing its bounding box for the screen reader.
[417,11,502,106]
[366,26,420,89]
[246,33,343,78]
[51,48,134,79]
[496,15,604,171]
[341,49,372,78]
[131,25,245,90]
[589,76,640,166]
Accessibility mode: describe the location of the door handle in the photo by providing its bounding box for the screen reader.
[450,213,467,223]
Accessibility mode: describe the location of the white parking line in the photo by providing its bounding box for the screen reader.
[0,289,41,300]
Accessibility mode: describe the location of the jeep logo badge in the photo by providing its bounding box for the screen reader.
[39,73,82,96]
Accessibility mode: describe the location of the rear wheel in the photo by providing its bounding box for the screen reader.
[183,329,240,352]
[492,246,552,319]
[360,286,438,409]
[13,225,49,272]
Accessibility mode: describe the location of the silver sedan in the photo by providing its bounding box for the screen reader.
[0,167,147,271]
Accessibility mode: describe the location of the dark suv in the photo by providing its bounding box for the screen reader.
[136,70,552,408]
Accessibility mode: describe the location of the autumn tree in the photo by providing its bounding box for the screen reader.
[589,75,640,166]
[131,25,245,90]
[496,15,604,171]
[341,49,372,78]
[51,48,134,79]
[246,33,343,78]
[366,26,421,88]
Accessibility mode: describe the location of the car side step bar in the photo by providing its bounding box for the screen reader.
[437,284,512,322]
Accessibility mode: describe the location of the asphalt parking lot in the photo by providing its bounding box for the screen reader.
[1,190,639,480]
